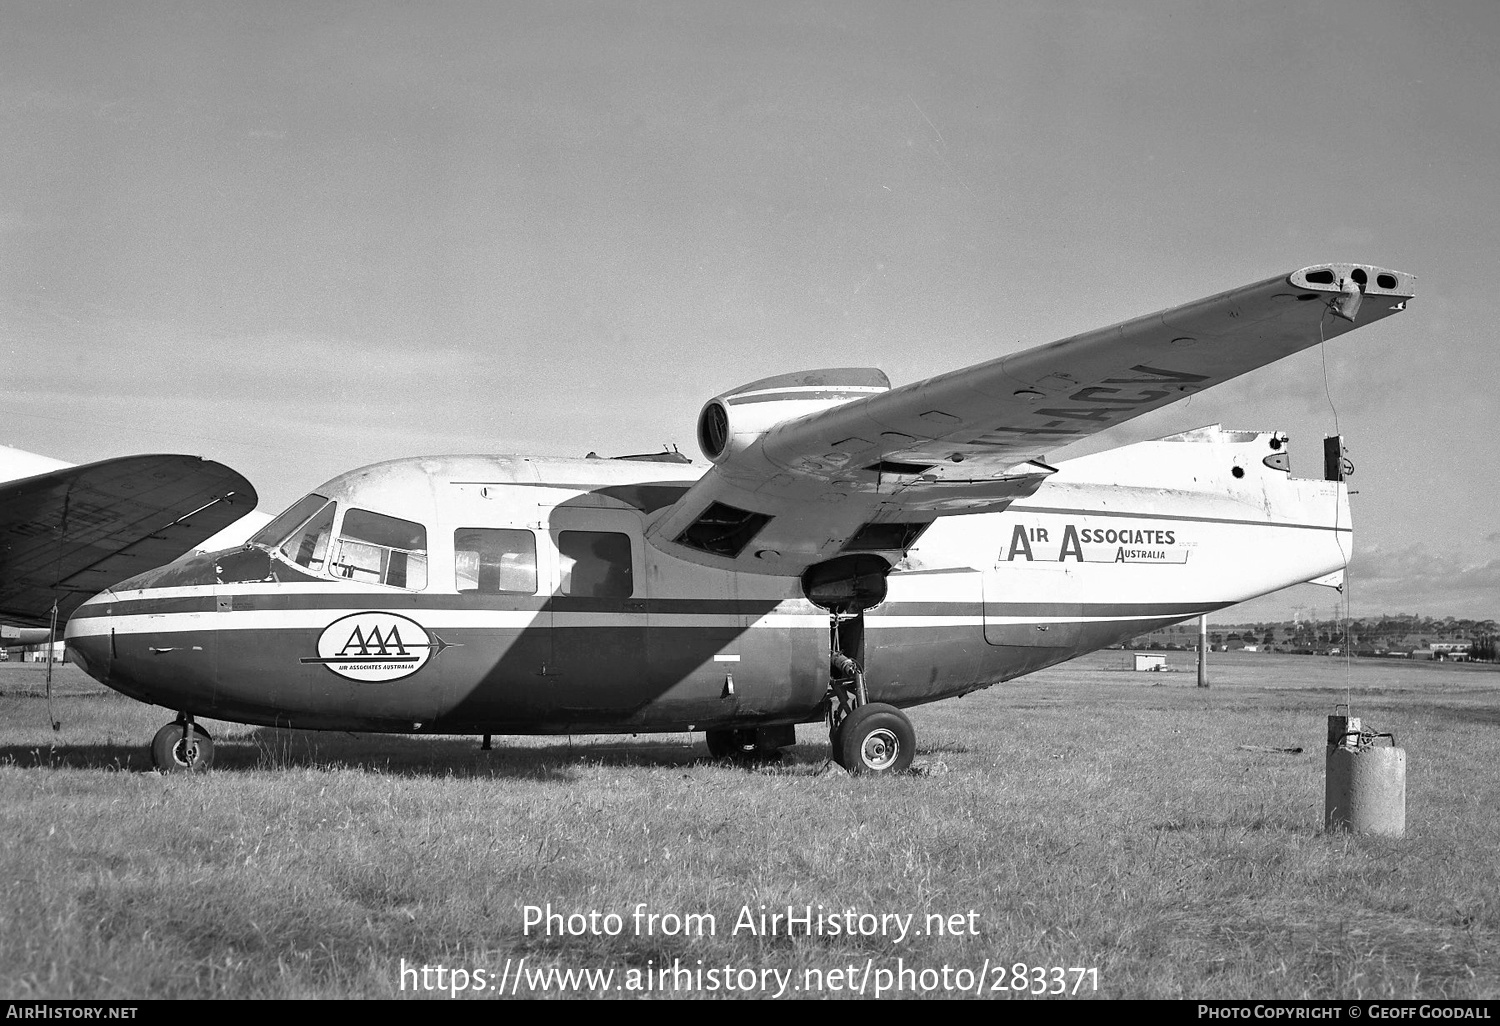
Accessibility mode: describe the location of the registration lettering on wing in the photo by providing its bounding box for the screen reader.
[301,611,440,682]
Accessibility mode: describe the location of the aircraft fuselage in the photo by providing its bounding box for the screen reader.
[65,426,1349,736]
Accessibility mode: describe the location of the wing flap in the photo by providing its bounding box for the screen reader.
[646,263,1414,576]
[0,455,257,625]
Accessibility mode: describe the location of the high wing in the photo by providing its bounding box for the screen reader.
[0,455,257,626]
[646,262,1415,575]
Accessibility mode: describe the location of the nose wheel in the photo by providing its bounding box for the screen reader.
[151,717,213,773]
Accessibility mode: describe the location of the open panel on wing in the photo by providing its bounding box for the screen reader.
[646,263,1415,576]
[0,455,257,625]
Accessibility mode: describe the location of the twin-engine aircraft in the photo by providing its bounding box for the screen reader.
[64,263,1415,774]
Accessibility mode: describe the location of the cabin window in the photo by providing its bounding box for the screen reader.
[455,528,537,595]
[276,500,336,573]
[330,508,429,590]
[558,530,633,598]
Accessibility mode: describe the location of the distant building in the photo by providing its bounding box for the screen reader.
[25,641,66,661]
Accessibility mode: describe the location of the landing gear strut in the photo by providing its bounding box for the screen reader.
[823,614,914,775]
[801,554,916,775]
[151,715,213,773]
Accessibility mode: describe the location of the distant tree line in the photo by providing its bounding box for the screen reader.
[1128,615,1499,660]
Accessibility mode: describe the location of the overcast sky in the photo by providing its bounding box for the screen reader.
[4,1,1497,622]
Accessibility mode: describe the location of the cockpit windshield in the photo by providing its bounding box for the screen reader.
[279,502,336,573]
[249,493,337,573]
[250,494,331,550]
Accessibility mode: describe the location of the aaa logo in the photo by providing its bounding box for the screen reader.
[303,611,445,682]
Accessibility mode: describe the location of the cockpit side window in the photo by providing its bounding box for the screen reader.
[251,493,332,550]
[277,501,336,573]
[330,509,428,590]
[455,528,537,595]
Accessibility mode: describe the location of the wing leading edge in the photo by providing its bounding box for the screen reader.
[0,455,258,625]
[647,262,1415,575]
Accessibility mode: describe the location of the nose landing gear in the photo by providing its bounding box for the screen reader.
[151,716,213,773]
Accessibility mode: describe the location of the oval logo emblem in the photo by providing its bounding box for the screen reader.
[307,611,435,682]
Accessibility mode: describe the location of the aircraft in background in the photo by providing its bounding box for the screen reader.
[190,509,275,554]
[64,263,1413,774]
[0,445,259,646]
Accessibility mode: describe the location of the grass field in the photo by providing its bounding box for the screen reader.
[1,651,1496,1000]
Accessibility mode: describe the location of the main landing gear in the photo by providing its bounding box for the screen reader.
[826,646,915,775]
[704,724,795,763]
[151,715,213,773]
[805,553,915,775]
[702,553,917,774]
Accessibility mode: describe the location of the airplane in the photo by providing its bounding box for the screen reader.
[0,445,259,648]
[61,262,1414,774]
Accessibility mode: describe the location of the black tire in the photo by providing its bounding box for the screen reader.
[151,722,213,773]
[828,716,850,769]
[705,728,751,760]
[837,703,914,775]
[705,728,783,763]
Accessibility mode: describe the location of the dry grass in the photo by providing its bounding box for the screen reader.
[0,652,1496,999]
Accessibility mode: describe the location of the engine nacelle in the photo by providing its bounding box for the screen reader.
[696,368,891,464]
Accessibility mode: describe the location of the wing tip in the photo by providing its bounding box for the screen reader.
[1290,263,1416,298]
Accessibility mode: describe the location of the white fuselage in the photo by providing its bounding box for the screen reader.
[65,426,1347,733]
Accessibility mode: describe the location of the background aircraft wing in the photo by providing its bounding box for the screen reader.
[646,262,1415,575]
[0,455,257,626]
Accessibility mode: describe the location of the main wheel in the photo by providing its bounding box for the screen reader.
[705,728,750,760]
[151,722,214,773]
[705,729,747,762]
[705,728,782,763]
[837,703,914,775]
[828,715,850,769]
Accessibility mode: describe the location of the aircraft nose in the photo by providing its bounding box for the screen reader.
[103,544,279,593]
[108,547,225,593]
[64,617,109,683]
[64,583,126,687]
[66,546,256,697]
